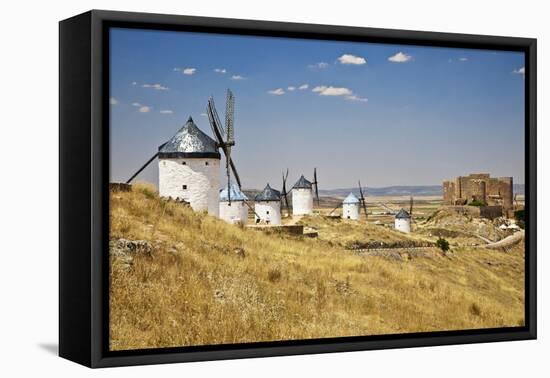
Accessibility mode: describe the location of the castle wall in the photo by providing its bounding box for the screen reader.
[158,157,220,216]
[443,173,513,213]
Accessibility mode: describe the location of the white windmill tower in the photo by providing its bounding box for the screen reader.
[291,169,319,216]
[394,208,411,233]
[219,183,248,224]
[157,116,221,216]
[342,192,360,220]
[255,184,282,225]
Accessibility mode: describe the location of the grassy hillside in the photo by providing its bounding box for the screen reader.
[109,183,524,351]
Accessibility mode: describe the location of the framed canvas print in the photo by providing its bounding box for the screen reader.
[59,10,537,368]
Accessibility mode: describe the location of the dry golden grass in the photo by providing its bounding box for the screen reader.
[109,183,524,351]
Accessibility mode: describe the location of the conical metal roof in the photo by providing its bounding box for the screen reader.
[158,117,221,159]
[343,192,360,204]
[255,184,281,202]
[292,175,312,189]
[395,208,411,219]
[219,183,248,202]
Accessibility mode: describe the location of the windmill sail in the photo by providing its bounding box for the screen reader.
[313,168,320,206]
[281,169,290,216]
[206,90,242,203]
[125,141,169,184]
[358,180,368,218]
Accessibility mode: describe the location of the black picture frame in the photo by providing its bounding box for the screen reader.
[59,9,537,368]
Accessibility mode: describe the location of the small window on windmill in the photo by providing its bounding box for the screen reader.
[182,161,186,165]
[205,161,209,166]
[266,210,270,215]
[182,185,187,190]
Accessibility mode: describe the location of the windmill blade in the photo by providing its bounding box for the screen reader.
[126,152,159,184]
[282,169,290,215]
[228,157,242,189]
[126,142,167,184]
[313,168,320,206]
[328,203,341,216]
[377,201,397,214]
[409,196,414,217]
[225,89,235,145]
[358,180,368,218]
[206,97,225,145]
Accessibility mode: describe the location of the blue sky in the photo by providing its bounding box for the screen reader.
[110,27,525,190]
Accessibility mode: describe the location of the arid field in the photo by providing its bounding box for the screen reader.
[109,183,524,351]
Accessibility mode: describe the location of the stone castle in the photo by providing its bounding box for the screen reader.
[443,173,513,213]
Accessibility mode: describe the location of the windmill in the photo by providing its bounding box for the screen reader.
[358,180,368,219]
[409,195,414,230]
[312,168,320,206]
[281,168,291,217]
[206,89,241,204]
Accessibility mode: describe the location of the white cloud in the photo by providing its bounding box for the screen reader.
[388,52,412,63]
[308,62,329,69]
[299,84,309,90]
[312,85,367,104]
[312,86,353,96]
[200,113,207,117]
[110,97,118,105]
[131,102,141,107]
[131,81,137,86]
[214,68,227,74]
[173,67,197,75]
[159,110,173,114]
[138,106,151,113]
[268,88,285,95]
[338,54,366,65]
[459,57,468,62]
[287,86,296,91]
[345,95,368,103]
[231,75,245,80]
[142,83,169,91]
[513,67,525,75]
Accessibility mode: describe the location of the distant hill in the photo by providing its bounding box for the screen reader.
[244,184,525,199]
[319,185,443,197]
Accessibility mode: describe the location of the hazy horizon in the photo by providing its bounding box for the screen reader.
[109,28,525,190]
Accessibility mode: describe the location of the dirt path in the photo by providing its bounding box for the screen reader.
[482,230,524,249]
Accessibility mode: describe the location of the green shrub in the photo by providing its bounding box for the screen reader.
[436,237,450,252]
[514,209,525,229]
[468,199,486,207]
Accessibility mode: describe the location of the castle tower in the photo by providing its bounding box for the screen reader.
[291,175,313,216]
[219,183,248,224]
[158,117,221,216]
[255,184,281,225]
[394,209,411,233]
[342,192,360,220]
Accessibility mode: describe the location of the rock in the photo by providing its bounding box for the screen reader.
[110,238,153,257]
[234,248,246,259]
[214,289,225,301]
